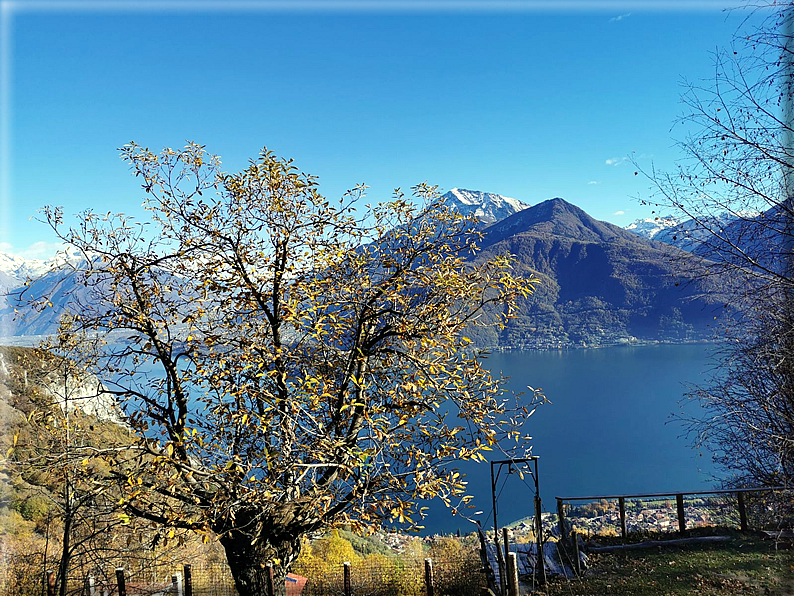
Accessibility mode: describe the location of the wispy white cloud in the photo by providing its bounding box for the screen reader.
[0,240,67,260]
[605,157,628,166]
[587,180,599,185]
[613,210,626,216]
[609,12,631,22]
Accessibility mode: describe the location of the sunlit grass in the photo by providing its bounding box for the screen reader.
[543,529,793,596]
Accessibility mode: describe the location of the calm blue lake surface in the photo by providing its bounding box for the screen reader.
[421,343,721,534]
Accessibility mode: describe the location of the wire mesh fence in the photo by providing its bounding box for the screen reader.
[289,555,486,596]
[182,565,236,596]
[7,557,486,596]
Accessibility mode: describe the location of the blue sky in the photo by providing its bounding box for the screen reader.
[1,1,758,258]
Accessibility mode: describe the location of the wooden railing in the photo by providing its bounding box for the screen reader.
[555,486,788,540]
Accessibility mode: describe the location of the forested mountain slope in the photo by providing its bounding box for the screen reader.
[469,198,729,348]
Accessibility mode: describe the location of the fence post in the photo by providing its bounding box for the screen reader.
[738,491,749,532]
[494,532,506,596]
[424,558,434,596]
[266,563,275,596]
[343,561,351,596]
[183,565,192,596]
[571,530,581,577]
[534,495,546,586]
[556,498,567,541]
[618,497,627,538]
[46,570,55,596]
[502,527,510,566]
[676,494,686,533]
[87,575,96,596]
[171,573,183,596]
[115,568,127,596]
[506,552,519,596]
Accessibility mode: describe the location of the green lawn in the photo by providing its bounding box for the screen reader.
[542,530,793,596]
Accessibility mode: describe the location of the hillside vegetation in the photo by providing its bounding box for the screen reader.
[473,198,730,349]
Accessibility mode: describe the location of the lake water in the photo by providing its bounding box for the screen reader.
[421,343,721,534]
[88,339,721,535]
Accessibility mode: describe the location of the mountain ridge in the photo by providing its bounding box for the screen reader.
[1,193,732,348]
[468,197,729,348]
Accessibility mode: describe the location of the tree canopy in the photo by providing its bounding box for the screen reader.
[37,143,541,594]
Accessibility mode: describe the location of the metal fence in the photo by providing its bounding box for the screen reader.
[555,486,792,540]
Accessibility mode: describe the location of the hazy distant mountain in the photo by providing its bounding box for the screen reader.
[0,252,53,335]
[440,188,530,226]
[0,250,103,337]
[624,210,761,254]
[3,268,90,337]
[685,207,787,276]
[468,198,730,349]
[0,253,50,290]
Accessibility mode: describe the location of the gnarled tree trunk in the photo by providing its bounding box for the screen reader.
[218,522,303,596]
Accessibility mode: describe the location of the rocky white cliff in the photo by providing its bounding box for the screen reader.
[0,348,127,426]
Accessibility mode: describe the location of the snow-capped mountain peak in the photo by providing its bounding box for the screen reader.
[623,216,680,240]
[441,188,531,226]
[0,247,86,291]
[0,252,51,291]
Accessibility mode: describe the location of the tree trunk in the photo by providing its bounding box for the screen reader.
[57,508,72,596]
[219,528,302,596]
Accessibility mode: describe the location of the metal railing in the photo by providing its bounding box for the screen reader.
[555,486,789,540]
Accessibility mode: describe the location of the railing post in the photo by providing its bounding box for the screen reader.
[115,568,127,596]
[676,494,686,533]
[738,491,749,532]
[494,532,506,596]
[183,565,192,596]
[571,530,581,576]
[557,498,567,541]
[502,527,510,567]
[618,497,627,538]
[534,495,546,586]
[424,558,434,596]
[265,563,275,596]
[343,561,352,596]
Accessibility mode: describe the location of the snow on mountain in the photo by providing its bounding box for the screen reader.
[623,216,680,240]
[0,249,90,290]
[0,248,84,289]
[0,252,50,289]
[624,210,761,253]
[0,248,94,337]
[441,188,530,226]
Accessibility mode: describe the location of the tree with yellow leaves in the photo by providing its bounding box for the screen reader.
[38,143,541,595]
